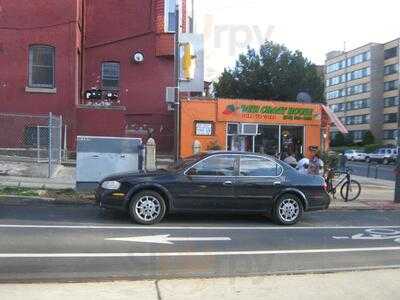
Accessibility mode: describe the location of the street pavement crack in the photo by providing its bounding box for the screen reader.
[155,280,163,300]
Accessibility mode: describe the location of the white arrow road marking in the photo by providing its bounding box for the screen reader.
[106,235,231,244]
[0,246,399,258]
[333,228,400,244]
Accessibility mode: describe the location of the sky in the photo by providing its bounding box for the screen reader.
[194,0,400,81]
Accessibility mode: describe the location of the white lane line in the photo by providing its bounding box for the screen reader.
[0,246,399,258]
[0,224,400,230]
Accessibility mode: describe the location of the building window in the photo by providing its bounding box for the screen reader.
[384,113,397,123]
[351,130,365,141]
[345,114,369,125]
[346,99,369,111]
[24,126,49,146]
[347,83,369,96]
[383,130,398,140]
[165,0,177,32]
[101,62,120,89]
[384,96,399,107]
[195,121,214,136]
[28,45,55,88]
[327,88,346,100]
[384,64,399,76]
[384,47,398,60]
[384,80,399,92]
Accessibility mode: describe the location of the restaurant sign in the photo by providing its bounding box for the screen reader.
[222,104,314,121]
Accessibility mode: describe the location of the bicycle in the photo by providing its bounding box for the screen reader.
[325,167,361,202]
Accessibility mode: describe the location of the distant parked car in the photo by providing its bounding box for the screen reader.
[344,149,367,161]
[365,148,398,165]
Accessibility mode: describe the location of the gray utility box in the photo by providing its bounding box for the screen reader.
[76,136,143,191]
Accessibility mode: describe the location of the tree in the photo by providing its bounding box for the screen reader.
[213,41,325,103]
[331,132,345,147]
[362,131,375,145]
[344,134,354,146]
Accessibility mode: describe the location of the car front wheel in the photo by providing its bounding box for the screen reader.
[129,190,166,225]
[273,194,303,225]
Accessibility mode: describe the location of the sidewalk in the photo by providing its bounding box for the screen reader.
[0,166,75,190]
[330,175,399,210]
[1,269,399,300]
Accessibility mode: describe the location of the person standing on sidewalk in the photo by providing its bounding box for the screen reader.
[307,146,324,176]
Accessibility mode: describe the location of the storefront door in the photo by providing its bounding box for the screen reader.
[280,126,304,160]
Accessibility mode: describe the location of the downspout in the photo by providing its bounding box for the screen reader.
[79,0,86,104]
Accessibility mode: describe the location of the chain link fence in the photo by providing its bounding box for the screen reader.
[0,113,63,178]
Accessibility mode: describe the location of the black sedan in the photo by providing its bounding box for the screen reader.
[96,152,330,225]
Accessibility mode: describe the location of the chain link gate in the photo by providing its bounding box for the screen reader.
[0,113,63,178]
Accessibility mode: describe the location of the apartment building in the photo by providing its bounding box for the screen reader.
[325,38,400,145]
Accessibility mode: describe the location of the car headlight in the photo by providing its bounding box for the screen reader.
[101,181,121,190]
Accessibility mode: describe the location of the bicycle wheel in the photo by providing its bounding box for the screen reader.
[340,180,361,201]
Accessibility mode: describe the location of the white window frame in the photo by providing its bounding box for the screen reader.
[164,0,181,33]
[28,45,55,88]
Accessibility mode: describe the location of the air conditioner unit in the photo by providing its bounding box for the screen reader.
[240,123,258,135]
[165,87,177,104]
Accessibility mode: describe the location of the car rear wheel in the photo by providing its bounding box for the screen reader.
[383,158,389,165]
[366,157,371,163]
[273,194,303,225]
[129,190,166,225]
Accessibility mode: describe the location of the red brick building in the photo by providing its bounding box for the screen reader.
[0,0,191,152]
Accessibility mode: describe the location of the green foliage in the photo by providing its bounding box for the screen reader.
[207,140,222,151]
[344,134,354,146]
[213,41,325,103]
[0,187,40,197]
[362,131,375,145]
[331,132,345,147]
[364,143,384,153]
[320,151,340,170]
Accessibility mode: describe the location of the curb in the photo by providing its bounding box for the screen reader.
[0,195,95,206]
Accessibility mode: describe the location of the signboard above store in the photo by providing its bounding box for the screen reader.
[217,99,321,124]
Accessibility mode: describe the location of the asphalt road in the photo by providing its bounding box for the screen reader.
[0,203,400,282]
[346,161,396,181]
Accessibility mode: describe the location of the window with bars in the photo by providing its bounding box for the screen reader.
[101,62,120,89]
[28,45,55,88]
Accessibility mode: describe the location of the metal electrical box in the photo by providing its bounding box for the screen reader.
[76,136,142,191]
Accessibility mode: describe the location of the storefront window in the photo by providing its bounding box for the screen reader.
[255,125,279,156]
[280,126,304,160]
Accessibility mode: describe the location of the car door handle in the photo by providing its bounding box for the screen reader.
[223,181,233,186]
[273,181,282,186]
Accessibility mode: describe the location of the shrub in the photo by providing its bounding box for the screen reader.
[207,140,222,151]
[362,131,375,145]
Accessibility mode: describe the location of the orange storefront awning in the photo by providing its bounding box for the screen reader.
[321,105,348,134]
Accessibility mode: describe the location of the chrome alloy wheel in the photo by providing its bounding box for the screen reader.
[278,198,300,222]
[135,196,161,222]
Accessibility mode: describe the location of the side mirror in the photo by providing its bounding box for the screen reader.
[186,168,197,176]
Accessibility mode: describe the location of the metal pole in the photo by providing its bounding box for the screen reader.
[174,2,181,161]
[59,115,62,163]
[64,124,68,161]
[36,125,40,163]
[48,112,52,178]
[395,58,400,202]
